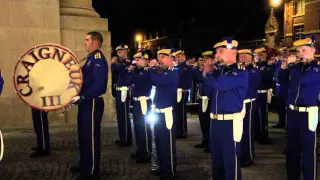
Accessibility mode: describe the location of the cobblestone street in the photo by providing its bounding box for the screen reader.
[0,113,298,180]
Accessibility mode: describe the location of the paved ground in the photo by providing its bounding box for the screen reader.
[0,113,305,180]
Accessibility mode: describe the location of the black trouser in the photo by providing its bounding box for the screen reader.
[275,96,286,126]
[31,109,50,152]
[175,91,189,137]
[197,99,211,147]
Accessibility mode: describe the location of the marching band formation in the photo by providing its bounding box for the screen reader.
[109,35,320,180]
[1,31,320,180]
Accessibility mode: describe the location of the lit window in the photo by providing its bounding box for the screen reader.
[293,0,305,15]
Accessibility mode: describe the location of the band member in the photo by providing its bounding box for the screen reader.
[174,50,193,138]
[30,108,51,158]
[128,50,153,163]
[254,47,274,144]
[71,31,108,180]
[279,36,319,180]
[272,47,288,128]
[111,44,133,147]
[238,49,260,167]
[206,39,248,179]
[193,51,214,153]
[150,48,179,179]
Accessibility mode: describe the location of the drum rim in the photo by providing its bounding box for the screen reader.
[13,43,84,112]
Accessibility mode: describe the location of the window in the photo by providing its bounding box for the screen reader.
[293,25,304,40]
[293,0,305,15]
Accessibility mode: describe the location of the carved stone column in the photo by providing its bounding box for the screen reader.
[58,0,115,123]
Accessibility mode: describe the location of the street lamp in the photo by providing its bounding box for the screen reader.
[270,0,282,8]
[135,34,143,48]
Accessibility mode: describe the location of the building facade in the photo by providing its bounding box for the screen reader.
[283,0,320,50]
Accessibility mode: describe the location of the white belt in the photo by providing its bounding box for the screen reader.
[210,113,234,120]
[210,110,245,143]
[258,90,267,93]
[244,98,256,103]
[288,104,319,132]
[289,104,317,112]
[153,107,174,130]
[133,97,151,101]
[133,96,150,115]
[116,86,129,102]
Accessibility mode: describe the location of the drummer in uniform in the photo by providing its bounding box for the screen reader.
[128,50,153,163]
[174,50,193,138]
[70,31,108,179]
[279,36,319,180]
[237,49,260,167]
[206,38,248,179]
[193,50,214,153]
[150,48,179,179]
[111,44,133,147]
[253,47,274,144]
[30,108,51,158]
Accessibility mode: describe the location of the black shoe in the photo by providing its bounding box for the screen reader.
[272,123,285,129]
[115,140,132,147]
[130,153,138,159]
[159,174,176,180]
[30,150,51,158]
[194,144,205,149]
[31,147,38,151]
[70,166,81,174]
[136,156,151,163]
[203,148,211,153]
[176,135,187,139]
[76,173,99,180]
[151,168,160,176]
[241,160,254,167]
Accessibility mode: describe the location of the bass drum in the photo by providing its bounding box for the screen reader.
[13,43,83,111]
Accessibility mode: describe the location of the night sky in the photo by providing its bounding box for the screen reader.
[93,0,284,55]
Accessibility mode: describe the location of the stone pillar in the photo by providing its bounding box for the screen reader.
[0,0,61,127]
[59,0,115,123]
[265,8,279,48]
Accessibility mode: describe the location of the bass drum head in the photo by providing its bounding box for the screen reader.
[13,43,83,111]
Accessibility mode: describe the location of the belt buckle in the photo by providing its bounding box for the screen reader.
[294,106,299,111]
[212,114,217,119]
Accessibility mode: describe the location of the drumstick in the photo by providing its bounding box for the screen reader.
[0,130,4,161]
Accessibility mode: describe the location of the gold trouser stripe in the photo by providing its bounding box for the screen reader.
[144,116,149,155]
[313,130,316,180]
[169,129,174,176]
[124,101,127,142]
[235,142,237,180]
[40,111,45,151]
[249,101,253,160]
[91,99,95,174]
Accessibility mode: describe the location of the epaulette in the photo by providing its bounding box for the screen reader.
[144,67,149,71]
[94,52,102,59]
[317,61,320,65]
[168,66,174,71]
[126,59,131,63]
[237,65,245,70]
